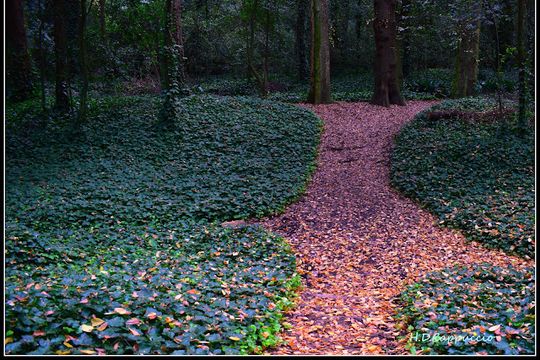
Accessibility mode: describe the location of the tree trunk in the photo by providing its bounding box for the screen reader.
[371,0,405,107]
[53,0,70,110]
[99,0,106,40]
[451,20,480,98]
[516,0,527,129]
[163,0,186,92]
[295,0,308,80]
[37,0,47,110]
[263,5,270,89]
[308,0,331,104]
[396,0,410,84]
[6,0,33,102]
[76,0,90,127]
[160,0,186,128]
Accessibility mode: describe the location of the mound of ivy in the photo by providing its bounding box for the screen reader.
[5,95,322,354]
[395,263,535,355]
[391,97,534,258]
[5,223,300,355]
[6,95,321,228]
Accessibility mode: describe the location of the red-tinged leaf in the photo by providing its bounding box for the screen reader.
[126,318,141,326]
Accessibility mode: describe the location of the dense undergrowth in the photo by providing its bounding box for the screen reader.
[5,95,321,354]
[188,68,517,103]
[396,263,535,355]
[391,97,535,258]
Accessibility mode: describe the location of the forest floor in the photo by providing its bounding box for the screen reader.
[252,101,533,355]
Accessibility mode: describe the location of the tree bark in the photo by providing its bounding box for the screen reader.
[163,0,186,91]
[295,0,308,80]
[99,0,106,40]
[53,0,70,110]
[371,0,405,107]
[516,0,527,129]
[396,0,410,85]
[308,0,331,104]
[451,20,481,98]
[76,0,91,127]
[6,0,33,102]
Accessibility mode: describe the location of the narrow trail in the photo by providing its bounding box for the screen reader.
[255,101,532,355]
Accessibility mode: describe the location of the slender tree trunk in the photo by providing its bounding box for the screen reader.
[6,0,33,102]
[76,0,91,127]
[308,0,331,104]
[263,5,270,88]
[371,0,405,107]
[99,0,106,40]
[163,0,186,91]
[396,0,410,85]
[160,0,186,128]
[37,0,47,110]
[516,0,527,129]
[451,20,481,98]
[295,0,308,80]
[53,0,70,110]
[245,0,268,96]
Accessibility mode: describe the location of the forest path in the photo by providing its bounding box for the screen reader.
[254,101,531,355]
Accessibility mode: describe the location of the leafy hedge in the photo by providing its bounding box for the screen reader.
[391,97,535,258]
[5,95,322,354]
[396,263,535,355]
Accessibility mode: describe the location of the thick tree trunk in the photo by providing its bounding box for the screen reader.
[308,0,331,104]
[516,0,527,129]
[451,20,480,98]
[371,0,405,107]
[53,0,70,110]
[295,0,308,80]
[6,0,33,102]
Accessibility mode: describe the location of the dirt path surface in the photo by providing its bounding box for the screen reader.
[254,101,532,355]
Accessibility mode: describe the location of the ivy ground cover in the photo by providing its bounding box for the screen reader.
[391,97,535,258]
[5,95,322,354]
[396,263,535,355]
[391,97,535,355]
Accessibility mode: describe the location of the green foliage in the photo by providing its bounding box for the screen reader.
[396,263,535,355]
[404,69,453,98]
[391,98,534,258]
[478,69,517,93]
[193,73,439,103]
[5,223,299,355]
[6,95,321,228]
[5,94,321,354]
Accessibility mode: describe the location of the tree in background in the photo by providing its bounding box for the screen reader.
[371,0,405,106]
[308,0,331,104]
[451,1,482,98]
[76,0,93,127]
[162,0,186,91]
[160,0,187,127]
[295,0,309,80]
[6,0,33,102]
[516,0,527,130]
[53,0,70,110]
[99,0,106,40]
[241,0,274,96]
